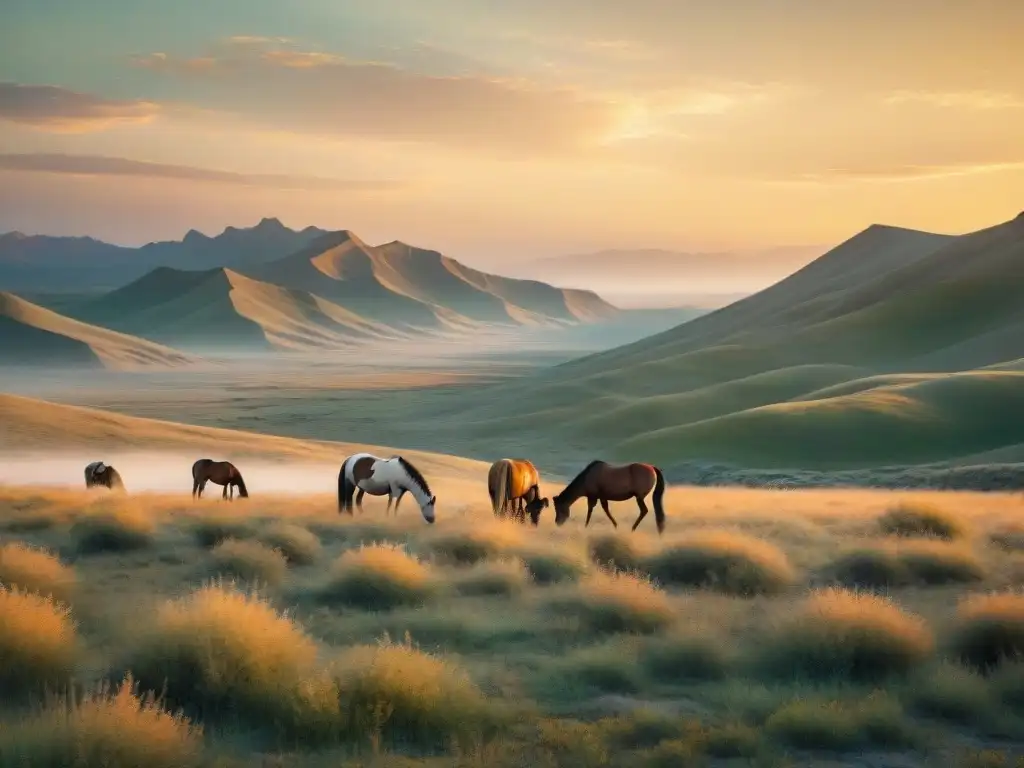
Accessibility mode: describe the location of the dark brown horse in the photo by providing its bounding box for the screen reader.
[192,459,248,501]
[84,461,125,492]
[488,458,548,525]
[552,460,666,534]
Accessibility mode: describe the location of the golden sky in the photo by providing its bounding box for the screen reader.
[1,0,1022,261]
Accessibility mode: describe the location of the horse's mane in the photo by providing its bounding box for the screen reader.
[556,460,604,500]
[396,455,432,497]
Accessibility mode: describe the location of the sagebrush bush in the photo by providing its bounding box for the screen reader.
[516,546,588,585]
[209,538,288,586]
[643,530,795,596]
[948,592,1024,671]
[759,588,933,682]
[190,516,254,549]
[426,522,525,565]
[544,568,675,634]
[587,533,643,572]
[258,522,321,565]
[641,629,732,682]
[70,506,155,554]
[877,502,968,540]
[823,547,909,589]
[0,541,75,602]
[539,643,643,699]
[451,557,531,597]
[896,540,985,585]
[0,674,203,768]
[119,581,320,727]
[321,543,436,609]
[907,662,995,724]
[764,694,915,752]
[328,634,496,750]
[0,585,77,700]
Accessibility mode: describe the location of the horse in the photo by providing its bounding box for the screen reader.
[488,458,549,525]
[337,452,436,524]
[84,461,125,491]
[192,459,249,501]
[552,460,666,534]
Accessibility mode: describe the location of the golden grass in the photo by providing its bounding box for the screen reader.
[514,543,588,585]
[451,557,531,597]
[70,503,156,554]
[948,591,1024,671]
[190,515,255,548]
[764,693,915,752]
[258,521,322,565]
[321,543,437,609]
[878,501,969,540]
[209,538,289,587]
[544,568,676,634]
[825,539,986,588]
[760,588,934,682]
[587,532,646,572]
[425,520,526,565]
[642,530,796,596]
[0,585,77,699]
[119,581,320,727]
[0,541,75,602]
[0,674,203,768]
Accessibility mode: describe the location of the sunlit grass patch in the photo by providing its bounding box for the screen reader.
[258,522,321,565]
[451,557,531,597]
[320,543,437,610]
[643,530,796,596]
[878,501,969,540]
[587,533,645,572]
[948,591,1024,672]
[189,516,255,549]
[824,540,985,589]
[759,587,933,682]
[70,504,156,554]
[0,541,75,602]
[209,538,288,587]
[515,544,588,585]
[327,633,497,750]
[0,674,203,768]
[543,568,676,634]
[425,520,526,565]
[0,585,77,700]
[118,580,320,728]
[764,693,916,752]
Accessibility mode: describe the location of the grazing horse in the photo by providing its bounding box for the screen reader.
[488,458,549,525]
[553,460,666,534]
[84,461,125,491]
[192,459,249,501]
[337,452,436,524]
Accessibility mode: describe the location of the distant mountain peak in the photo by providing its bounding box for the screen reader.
[255,216,287,231]
[182,228,209,244]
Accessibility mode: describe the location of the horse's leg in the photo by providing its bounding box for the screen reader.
[632,496,649,531]
[222,483,228,501]
[386,490,394,515]
[229,483,235,501]
[394,489,405,515]
[599,498,618,528]
[356,489,365,514]
[192,479,199,499]
[198,480,206,499]
[584,497,597,527]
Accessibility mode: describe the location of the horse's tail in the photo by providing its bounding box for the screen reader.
[493,460,511,516]
[110,468,125,491]
[338,458,352,515]
[651,465,666,534]
[234,470,249,498]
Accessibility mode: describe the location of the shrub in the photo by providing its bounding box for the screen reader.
[70,506,155,554]
[544,568,675,634]
[119,581,320,727]
[321,543,436,610]
[209,538,288,587]
[538,643,644,699]
[452,557,531,597]
[587,534,642,572]
[328,634,495,750]
[641,630,732,682]
[907,662,995,724]
[643,530,795,596]
[822,547,909,589]
[517,547,588,585]
[949,592,1024,671]
[759,588,933,682]
[990,525,1024,552]
[426,522,525,565]
[190,516,254,548]
[0,674,203,768]
[258,522,321,565]
[877,502,968,540]
[897,540,985,585]
[764,694,914,752]
[0,542,75,602]
[0,585,77,700]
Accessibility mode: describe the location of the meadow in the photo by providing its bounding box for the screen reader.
[2,480,1024,767]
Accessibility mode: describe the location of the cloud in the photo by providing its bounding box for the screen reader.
[128,40,621,155]
[0,152,404,192]
[0,82,160,132]
[775,161,1024,185]
[883,90,1024,110]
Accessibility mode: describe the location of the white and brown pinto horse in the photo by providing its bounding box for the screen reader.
[337,452,436,523]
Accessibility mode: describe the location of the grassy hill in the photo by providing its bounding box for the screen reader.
[447,212,1024,472]
[0,292,194,370]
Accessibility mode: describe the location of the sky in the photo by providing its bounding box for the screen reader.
[1,0,1023,263]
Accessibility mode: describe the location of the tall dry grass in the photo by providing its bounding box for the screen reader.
[0,585,78,699]
[258,522,322,565]
[320,543,437,609]
[948,591,1024,671]
[70,504,156,554]
[543,568,676,634]
[877,502,969,540]
[0,541,75,602]
[208,538,288,587]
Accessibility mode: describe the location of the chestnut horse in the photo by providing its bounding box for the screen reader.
[488,458,549,525]
[552,460,666,534]
[84,461,125,492]
[192,459,249,501]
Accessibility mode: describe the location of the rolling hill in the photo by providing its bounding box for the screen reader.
[448,212,1024,472]
[0,292,195,369]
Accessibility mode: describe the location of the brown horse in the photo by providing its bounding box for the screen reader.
[488,458,548,525]
[192,459,248,501]
[552,460,666,534]
[84,461,125,492]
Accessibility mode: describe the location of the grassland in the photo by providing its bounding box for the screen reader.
[2,477,1024,767]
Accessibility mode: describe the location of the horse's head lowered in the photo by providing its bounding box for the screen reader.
[553,494,571,526]
[421,495,437,524]
[526,497,549,526]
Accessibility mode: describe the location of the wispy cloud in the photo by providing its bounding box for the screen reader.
[783,161,1024,185]
[0,83,159,132]
[884,90,1024,110]
[0,153,405,192]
